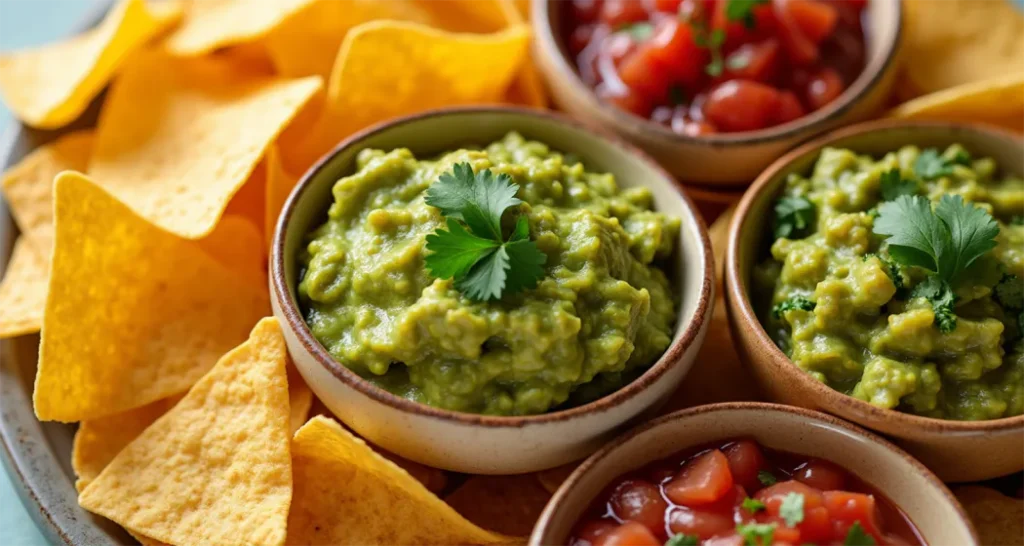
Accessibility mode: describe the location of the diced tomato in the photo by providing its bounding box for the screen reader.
[704,533,744,546]
[572,520,618,546]
[600,0,648,25]
[667,506,734,539]
[723,39,780,83]
[754,480,825,515]
[645,18,705,85]
[704,484,747,513]
[755,515,802,543]
[601,521,662,546]
[677,0,712,22]
[824,491,883,540]
[805,67,844,109]
[610,479,669,535]
[794,459,847,491]
[786,0,838,43]
[711,0,776,48]
[570,25,596,56]
[702,79,781,132]
[653,0,683,13]
[617,44,672,102]
[597,84,653,117]
[772,0,819,64]
[646,461,679,484]
[723,440,766,490]
[664,449,735,506]
[797,505,833,543]
[773,90,805,124]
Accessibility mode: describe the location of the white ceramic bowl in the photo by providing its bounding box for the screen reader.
[270,107,714,474]
[530,402,979,545]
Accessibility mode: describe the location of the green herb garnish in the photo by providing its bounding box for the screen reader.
[994,274,1023,310]
[694,27,727,76]
[913,147,970,180]
[772,296,815,319]
[424,163,546,301]
[757,470,778,486]
[879,168,919,201]
[737,522,776,546]
[741,497,766,514]
[779,492,805,527]
[620,21,654,41]
[665,533,699,546]
[774,195,815,239]
[725,0,770,28]
[865,253,905,292]
[844,522,876,546]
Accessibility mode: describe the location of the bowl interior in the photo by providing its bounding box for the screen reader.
[276,107,711,414]
[533,404,976,545]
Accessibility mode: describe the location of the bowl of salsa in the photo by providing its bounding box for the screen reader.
[530,402,978,546]
[531,0,902,185]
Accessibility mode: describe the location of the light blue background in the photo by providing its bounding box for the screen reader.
[1,0,1023,545]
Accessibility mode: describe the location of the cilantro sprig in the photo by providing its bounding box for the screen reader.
[779,492,805,527]
[424,163,546,301]
[844,522,876,546]
[725,0,770,28]
[774,196,815,240]
[879,168,919,201]
[757,470,778,486]
[772,296,815,319]
[914,147,971,180]
[741,497,766,514]
[736,522,776,546]
[665,534,699,546]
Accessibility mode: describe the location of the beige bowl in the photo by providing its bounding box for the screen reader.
[725,119,1024,482]
[531,402,978,545]
[271,106,714,475]
[531,0,903,186]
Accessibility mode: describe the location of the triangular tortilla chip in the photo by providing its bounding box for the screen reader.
[445,475,553,537]
[79,318,292,546]
[162,0,314,55]
[0,239,49,338]
[890,75,1024,134]
[89,50,321,238]
[34,172,270,422]
[286,362,313,434]
[286,415,514,545]
[0,0,182,128]
[264,145,299,249]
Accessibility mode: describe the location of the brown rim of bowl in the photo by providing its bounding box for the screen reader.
[726,118,1024,434]
[531,0,904,148]
[271,105,715,428]
[532,401,979,544]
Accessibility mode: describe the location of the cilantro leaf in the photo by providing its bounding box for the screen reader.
[772,296,815,319]
[737,522,776,546]
[620,22,654,40]
[424,218,499,279]
[873,195,947,273]
[913,147,969,180]
[504,240,547,294]
[912,276,957,333]
[866,253,904,293]
[774,196,815,239]
[879,168,919,201]
[844,522,876,546]
[933,195,1000,284]
[665,534,699,546]
[425,162,521,241]
[779,492,805,527]
[457,245,509,302]
[726,0,770,28]
[742,497,766,514]
[757,470,778,486]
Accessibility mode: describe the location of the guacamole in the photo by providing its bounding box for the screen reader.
[753,144,1024,421]
[297,132,679,416]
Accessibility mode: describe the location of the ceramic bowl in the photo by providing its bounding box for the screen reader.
[270,106,714,475]
[531,0,903,186]
[725,120,1024,482]
[530,402,979,545]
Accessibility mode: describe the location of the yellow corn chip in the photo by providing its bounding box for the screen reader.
[282,22,530,171]
[0,239,49,338]
[78,318,292,546]
[954,486,1024,546]
[163,0,313,56]
[497,0,548,108]
[445,475,553,537]
[264,145,299,249]
[901,0,1024,98]
[0,0,182,129]
[198,215,266,285]
[90,50,321,238]
[890,76,1024,134]
[1,130,93,254]
[286,363,313,433]
[34,172,270,422]
[224,158,268,235]
[286,415,513,545]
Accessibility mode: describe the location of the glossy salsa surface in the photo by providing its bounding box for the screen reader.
[564,0,867,134]
[568,438,925,546]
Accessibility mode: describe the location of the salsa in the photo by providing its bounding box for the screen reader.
[297,132,680,416]
[569,438,924,546]
[563,0,867,134]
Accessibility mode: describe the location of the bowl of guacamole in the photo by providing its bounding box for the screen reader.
[726,120,1024,482]
[271,107,714,474]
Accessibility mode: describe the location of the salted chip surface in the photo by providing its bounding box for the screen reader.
[0,0,182,128]
[78,318,292,546]
[90,50,321,238]
[34,173,270,422]
[890,76,1024,133]
[163,0,313,55]
[0,240,49,338]
[286,415,513,545]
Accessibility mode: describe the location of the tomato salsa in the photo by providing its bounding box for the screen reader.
[568,439,924,546]
[564,0,868,134]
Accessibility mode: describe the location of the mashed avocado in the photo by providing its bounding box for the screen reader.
[298,132,679,416]
[754,144,1024,421]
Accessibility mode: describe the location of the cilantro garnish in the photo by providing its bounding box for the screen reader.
[994,274,1022,311]
[665,533,699,546]
[772,296,815,319]
[737,522,776,546]
[726,0,770,28]
[779,492,805,527]
[774,195,815,239]
[879,168,918,201]
[912,276,957,333]
[424,163,546,301]
[913,147,970,180]
[757,470,778,486]
[844,522,876,546]
[865,253,904,292]
[694,27,727,76]
[741,497,766,514]
[620,22,654,41]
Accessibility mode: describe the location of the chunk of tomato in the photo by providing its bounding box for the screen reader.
[723,440,766,490]
[704,533,744,546]
[601,521,662,546]
[617,44,672,103]
[786,0,838,43]
[772,0,818,64]
[702,79,781,132]
[597,83,653,117]
[610,479,669,535]
[805,67,844,109]
[573,520,618,546]
[711,0,776,48]
[653,0,683,13]
[755,515,802,543]
[646,18,705,85]
[723,39,780,83]
[773,90,805,124]
[664,449,735,506]
[600,0,648,26]
[797,505,832,543]
[823,491,883,540]
[754,480,825,515]
[667,506,734,539]
[794,459,847,491]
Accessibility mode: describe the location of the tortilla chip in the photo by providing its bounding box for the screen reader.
[265,145,299,249]
[198,215,266,285]
[496,0,548,108]
[0,240,49,338]
[0,0,182,129]
[162,0,314,56]
[89,50,321,238]
[890,75,1024,134]
[1,130,93,254]
[78,318,292,546]
[34,172,270,422]
[901,0,1024,98]
[281,22,530,171]
[536,462,579,495]
[286,363,313,434]
[72,394,185,492]
[954,486,1024,546]
[285,415,513,545]
[445,475,553,537]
